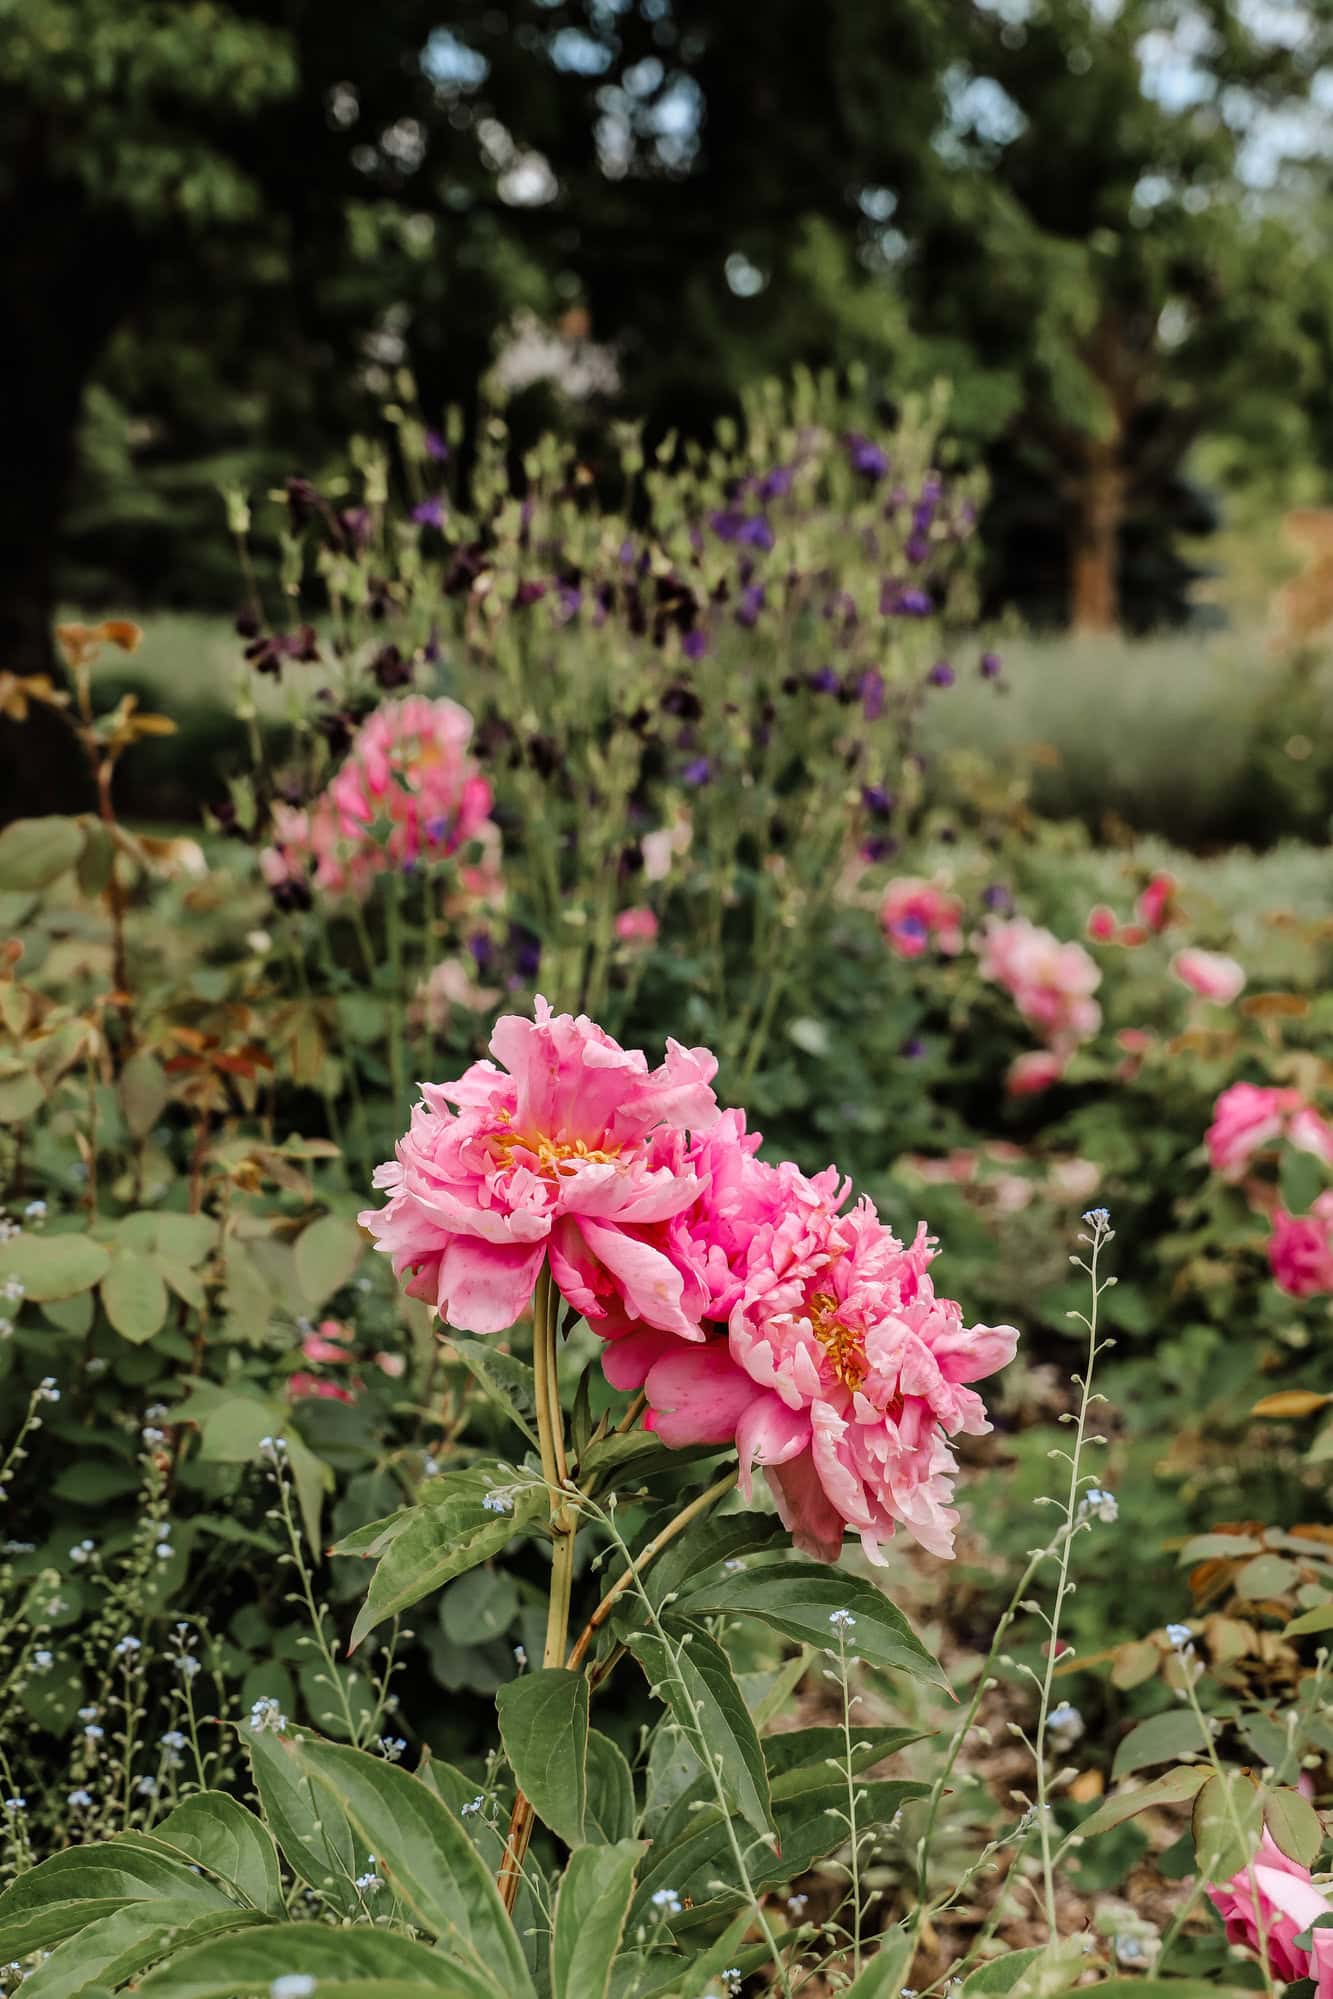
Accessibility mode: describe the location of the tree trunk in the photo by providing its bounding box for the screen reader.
[1068,436,1125,635]
[0,172,140,823]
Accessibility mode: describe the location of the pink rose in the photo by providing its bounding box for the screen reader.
[359,999,721,1336]
[1136,871,1176,933]
[881,879,965,960]
[1206,1083,1305,1179]
[1269,1194,1333,1298]
[1208,1830,1333,1994]
[614,907,660,945]
[1006,1051,1065,1098]
[1171,947,1245,1004]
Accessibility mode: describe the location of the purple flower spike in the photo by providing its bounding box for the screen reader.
[859,667,885,720]
[424,429,449,462]
[980,650,1003,679]
[807,665,839,694]
[861,783,895,818]
[682,627,709,661]
[735,584,765,628]
[880,581,933,618]
[928,660,955,688]
[860,835,899,863]
[847,435,889,479]
[682,757,713,786]
[983,884,1013,913]
[412,496,446,529]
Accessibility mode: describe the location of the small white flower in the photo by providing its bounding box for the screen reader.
[786,1894,809,1917]
[270,1979,317,1999]
[421,1454,440,1478]
[155,1543,172,1561]
[1048,1702,1084,1744]
[3,1798,25,1814]
[23,1202,47,1221]
[1115,1937,1145,1966]
[136,1776,158,1797]
[482,1489,514,1515]
[378,1736,406,1763]
[31,1649,53,1672]
[69,1539,96,1565]
[36,1376,59,1402]
[354,1871,383,1893]
[1165,1622,1194,1652]
[461,1794,485,1817]
[113,1635,142,1659]
[142,1427,166,1447]
[828,1608,857,1632]
[1079,1488,1118,1524]
[650,1888,683,1915]
[67,1788,93,1809]
[513,1644,527,1668]
[3,1281,26,1305]
[249,1697,288,1734]
[84,1724,105,1741]
[258,1436,288,1465]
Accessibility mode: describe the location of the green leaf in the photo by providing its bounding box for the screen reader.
[641,1509,790,1612]
[845,1926,915,1997]
[628,1625,775,1843]
[118,1053,170,1140]
[0,1231,110,1303]
[1177,1534,1263,1563]
[18,1906,262,1999]
[671,1562,943,1684]
[585,1730,636,1844]
[243,1728,360,1920]
[962,1950,1044,1997]
[102,1251,169,1343]
[612,1912,754,1999]
[1074,1765,1209,1840]
[0,1844,233,1958]
[496,1668,589,1850]
[128,1793,283,1915]
[551,1841,646,1999]
[76,822,115,899]
[1284,1601,1333,1637]
[154,1215,218,1266]
[0,817,85,892]
[1192,1770,1262,1883]
[1111,1709,1211,1780]
[1233,1553,1299,1598]
[762,1725,921,1779]
[440,1568,520,1647]
[1265,1786,1324,1867]
[134,1924,503,1999]
[347,1474,546,1649]
[248,1732,533,1996]
[294,1213,364,1307]
[1281,1146,1325,1217]
[447,1336,540,1448]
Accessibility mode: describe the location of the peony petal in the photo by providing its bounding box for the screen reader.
[643,1341,759,1447]
[437,1237,546,1335]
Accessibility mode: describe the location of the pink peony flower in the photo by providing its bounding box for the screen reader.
[1206,1082,1305,1179]
[358,999,721,1336]
[1207,1830,1333,1993]
[614,906,660,945]
[1269,1193,1333,1298]
[1006,1050,1065,1098]
[1171,947,1245,1005]
[978,917,1101,1049]
[611,1182,1018,1565]
[262,697,500,903]
[881,878,965,960]
[1136,871,1177,933]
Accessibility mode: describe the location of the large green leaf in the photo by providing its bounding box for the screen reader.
[1074,1765,1209,1841]
[0,1231,110,1303]
[18,1905,263,1999]
[0,1845,233,1958]
[845,1926,915,1997]
[551,1841,646,1999]
[1265,1785,1324,1867]
[250,1732,533,1997]
[0,816,85,892]
[961,1948,1044,1996]
[496,1668,589,1850]
[640,1509,789,1612]
[244,1729,360,1919]
[346,1474,547,1649]
[627,1625,775,1843]
[671,1562,943,1684]
[295,1213,364,1307]
[124,1793,283,1915]
[761,1725,921,1779]
[135,1925,502,1999]
[447,1337,540,1448]
[1111,1709,1211,1781]
[585,1730,636,1844]
[102,1251,169,1343]
[1192,1771,1262,1883]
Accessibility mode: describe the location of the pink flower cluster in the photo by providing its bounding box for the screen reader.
[360,1001,1018,1564]
[261,696,500,901]
[880,878,964,960]
[1206,1082,1333,1297]
[978,917,1102,1050]
[1085,871,1178,948]
[1208,1831,1333,1995]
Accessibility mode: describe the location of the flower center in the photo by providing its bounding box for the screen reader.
[807,1289,868,1393]
[491,1116,621,1180]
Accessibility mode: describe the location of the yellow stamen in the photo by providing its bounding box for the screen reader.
[807,1288,868,1393]
[491,1125,621,1180]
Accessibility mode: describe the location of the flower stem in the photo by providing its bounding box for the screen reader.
[565,1467,736,1673]
[499,1262,575,1913]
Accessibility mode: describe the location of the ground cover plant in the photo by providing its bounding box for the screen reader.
[3,377,1333,1999]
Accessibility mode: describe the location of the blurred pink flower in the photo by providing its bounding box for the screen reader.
[1006,1050,1065,1097]
[979,917,1101,1049]
[1207,1830,1333,1993]
[359,998,721,1335]
[614,906,659,945]
[1206,1082,1305,1179]
[641,814,692,883]
[880,878,964,959]
[1085,905,1118,943]
[1270,1194,1333,1298]
[1171,947,1245,1004]
[1289,1106,1333,1167]
[301,1318,354,1364]
[1136,871,1177,933]
[287,1372,356,1403]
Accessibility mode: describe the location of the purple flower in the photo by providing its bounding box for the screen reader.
[847,435,889,479]
[468,931,494,971]
[753,466,793,501]
[556,584,582,620]
[880,582,933,618]
[980,650,1003,679]
[901,1036,927,1060]
[339,506,373,552]
[682,627,709,661]
[735,584,765,628]
[508,923,542,980]
[682,757,713,787]
[927,660,955,688]
[892,914,930,946]
[859,668,885,721]
[424,429,449,462]
[905,531,930,566]
[860,835,898,863]
[861,783,895,818]
[424,814,453,844]
[983,884,1013,913]
[710,509,773,551]
[412,496,447,529]
[807,665,840,695]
